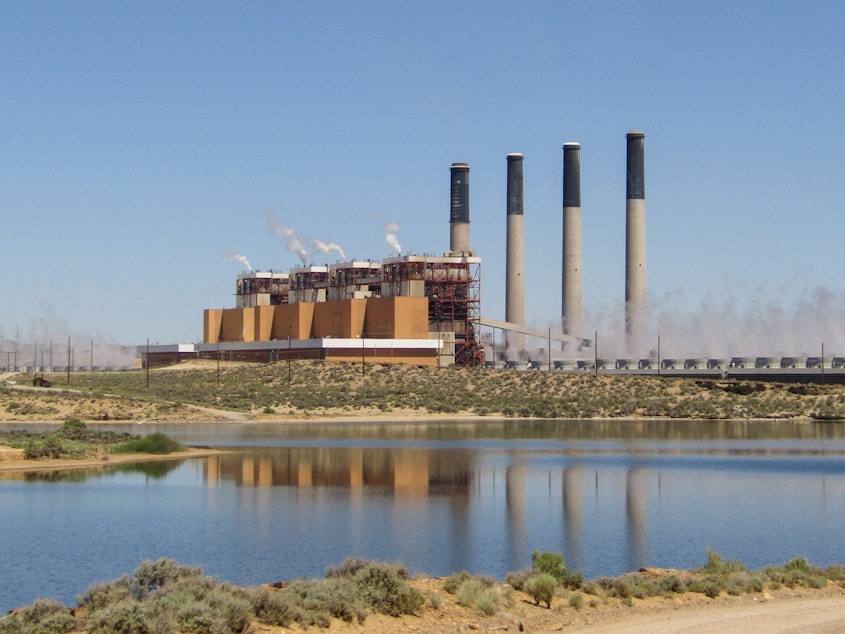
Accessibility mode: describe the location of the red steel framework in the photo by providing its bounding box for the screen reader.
[382,257,483,367]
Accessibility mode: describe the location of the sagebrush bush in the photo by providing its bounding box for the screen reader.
[524,573,557,608]
[505,569,533,591]
[444,571,474,594]
[0,599,77,634]
[325,558,423,617]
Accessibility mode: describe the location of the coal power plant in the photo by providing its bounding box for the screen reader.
[134,131,845,382]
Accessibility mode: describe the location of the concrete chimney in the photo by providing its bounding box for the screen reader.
[450,163,470,254]
[562,142,582,341]
[625,131,647,347]
[506,153,525,355]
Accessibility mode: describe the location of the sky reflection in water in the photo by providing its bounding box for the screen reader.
[2,419,845,611]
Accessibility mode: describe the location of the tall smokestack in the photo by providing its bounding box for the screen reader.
[562,142,582,341]
[506,153,525,355]
[450,163,470,254]
[625,131,647,348]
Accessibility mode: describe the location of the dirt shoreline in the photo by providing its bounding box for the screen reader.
[0,447,224,475]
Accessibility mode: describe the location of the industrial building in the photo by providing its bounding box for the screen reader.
[141,134,653,369]
[199,253,481,367]
[143,163,483,368]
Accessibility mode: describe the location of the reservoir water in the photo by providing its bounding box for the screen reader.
[2,419,845,611]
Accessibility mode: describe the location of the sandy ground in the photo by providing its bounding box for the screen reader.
[245,580,845,634]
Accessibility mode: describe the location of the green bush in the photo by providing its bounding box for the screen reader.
[568,592,584,610]
[524,573,557,608]
[532,550,566,582]
[111,433,184,455]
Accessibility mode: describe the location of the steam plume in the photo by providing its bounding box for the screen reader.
[313,239,346,260]
[266,210,309,264]
[384,221,402,254]
[223,250,252,271]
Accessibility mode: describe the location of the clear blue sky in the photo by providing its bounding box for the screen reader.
[2,1,844,357]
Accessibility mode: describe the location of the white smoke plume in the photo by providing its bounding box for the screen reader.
[223,250,252,272]
[384,221,402,254]
[567,284,845,362]
[266,210,309,264]
[312,238,346,260]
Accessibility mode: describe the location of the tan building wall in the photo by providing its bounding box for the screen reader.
[325,348,437,366]
[364,296,429,338]
[313,299,367,338]
[271,303,316,340]
[204,309,223,344]
[253,305,274,341]
[220,307,255,342]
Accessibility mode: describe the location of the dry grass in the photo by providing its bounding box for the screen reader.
[3,360,845,422]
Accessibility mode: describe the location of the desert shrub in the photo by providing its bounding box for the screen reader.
[249,588,295,627]
[534,552,561,576]
[764,557,828,589]
[568,592,584,610]
[61,417,88,436]
[657,574,688,594]
[80,559,252,634]
[505,569,533,591]
[824,565,845,584]
[322,558,423,618]
[444,571,474,594]
[456,578,485,608]
[350,561,423,617]
[524,573,557,608]
[561,570,584,590]
[583,575,637,599]
[134,559,203,598]
[0,599,78,634]
[700,549,747,576]
[80,576,136,610]
[428,593,442,609]
[85,598,160,634]
[475,588,499,616]
[689,577,723,598]
[111,433,184,455]
[284,578,367,624]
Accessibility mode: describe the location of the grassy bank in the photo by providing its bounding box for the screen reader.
[2,550,844,634]
[4,359,845,422]
[0,418,185,460]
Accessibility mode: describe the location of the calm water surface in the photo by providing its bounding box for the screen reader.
[2,419,845,611]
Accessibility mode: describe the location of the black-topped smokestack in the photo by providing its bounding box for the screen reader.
[562,142,582,339]
[626,132,645,200]
[450,163,471,254]
[506,154,523,216]
[625,131,647,348]
[506,153,525,355]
